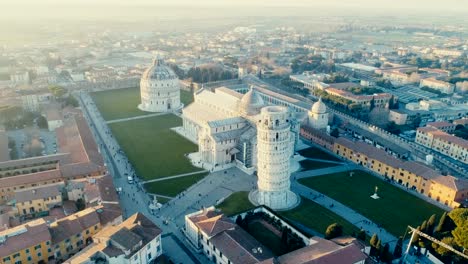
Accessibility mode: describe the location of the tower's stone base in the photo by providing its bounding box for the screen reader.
[249,190,300,211]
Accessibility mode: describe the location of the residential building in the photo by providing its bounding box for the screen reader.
[426,121,456,133]
[0,205,121,264]
[420,78,454,94]
[0,219,52,264]
[14,183,64,217]
[325,87,393,108]
[415,127,468,164]
[46,109,63,132]
[10,71,30,85]
[64,213,162,264]
[382,71,413,86]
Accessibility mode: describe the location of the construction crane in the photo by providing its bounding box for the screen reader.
[403,226,468,261]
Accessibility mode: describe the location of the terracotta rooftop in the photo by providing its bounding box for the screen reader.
[276,237,367,264]
[210,226,274,264]
[417,127,468,148]
[14,182,64,203]
[49,207,101,244]
[195,214,237,237]
[0,169,62,188]
[0,219,51,257]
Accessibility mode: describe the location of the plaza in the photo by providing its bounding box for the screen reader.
[298,170,446,236]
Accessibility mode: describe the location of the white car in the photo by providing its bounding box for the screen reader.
[127,176,134,184]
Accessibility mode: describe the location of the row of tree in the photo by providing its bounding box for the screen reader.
[409,209,467,263]
[186,65,237,83]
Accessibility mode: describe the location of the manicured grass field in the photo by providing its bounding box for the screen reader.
[299,170,446,236]
[216,191,255,216]
[298,147,341,162]
[91,87,194,121]
[247,221,284,256]
[280,197,361,238]
[216,192,360,239]
[299,159,339,171]
[144,172,208,197]
[91,87,146,120]
[109,114,202,181]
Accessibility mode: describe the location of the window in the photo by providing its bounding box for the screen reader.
[25,249,30,253]
[3,257,11,262]
[134,255,138,260]
[147,244,151,250]
[13,253,20,258]
[37,252,41,257]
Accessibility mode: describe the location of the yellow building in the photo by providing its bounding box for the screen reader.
[0,219,52,264]
[334,137,468,208]
[416,127,468,165]
[14,183,64,217]
[0,206,122,264]
[49,207,104,262]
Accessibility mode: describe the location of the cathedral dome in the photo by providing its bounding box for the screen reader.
[239,88,264,115]
[311,97,327,114]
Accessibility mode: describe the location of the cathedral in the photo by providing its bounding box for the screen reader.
[180,85,328,209]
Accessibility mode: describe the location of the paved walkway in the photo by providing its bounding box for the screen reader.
[292,163,359,180]
[303,157,346,165]
[292,182,398,249]
[106,112,168,124]
[142,170,208,184]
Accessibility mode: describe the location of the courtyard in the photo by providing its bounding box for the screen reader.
[91,87,194,121]
[298,170,446,236]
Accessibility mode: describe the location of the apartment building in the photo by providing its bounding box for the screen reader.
[419,78,454,94]
[64,213,162,264]
[0,205,121,264]
[426,121,456,133]
[14,183,64,217]
[416,127,468,164]
[325,87,393,108]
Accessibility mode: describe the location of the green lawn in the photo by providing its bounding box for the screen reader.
[180,90,194,105]
[299,170,446,236]
[247,221,284,256]
[299,159,339,171]
[281,197,361,238]
[91,87,147,121]
[91,87,194,121]
[156,197,171,204]
[144,172,208,197]
[216,191,255,216]
[109,114,201,181]
[298,147,342,162]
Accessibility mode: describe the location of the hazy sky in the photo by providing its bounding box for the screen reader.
[5,0,468,10]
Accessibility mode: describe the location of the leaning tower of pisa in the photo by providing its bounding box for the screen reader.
[251,106,298,210]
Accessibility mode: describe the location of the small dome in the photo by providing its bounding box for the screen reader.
[141,57,178,81]
[311,97,327,114]
[239,88,264,115]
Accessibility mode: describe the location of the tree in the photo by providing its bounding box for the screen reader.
[421,220,428,234]
[325,223,343,239]
[357,229,366,241]
[49,85,66,98]
[435,212,455,234]
[36,115,48,129]
[330,128,339,138]
[427,214,437,236]
[370,234,379,256]
[375,239,382,258]
[434,237,457,257]
[235,215,243,226]
[448,208,468,249]
[369,97,375,110]
[411,226,421,247]
[381,243,392,263]
[65,95,79,107]
[75,198,85,211]
[393,236,403,258]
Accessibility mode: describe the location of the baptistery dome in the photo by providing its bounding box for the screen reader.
[138,57,181,112]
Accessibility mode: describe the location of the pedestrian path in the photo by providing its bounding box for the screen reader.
[303,157,346,164]
[106,112,168,124]
[292,181,398,248]
[292,163,359,180]
[141,170,208,184]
